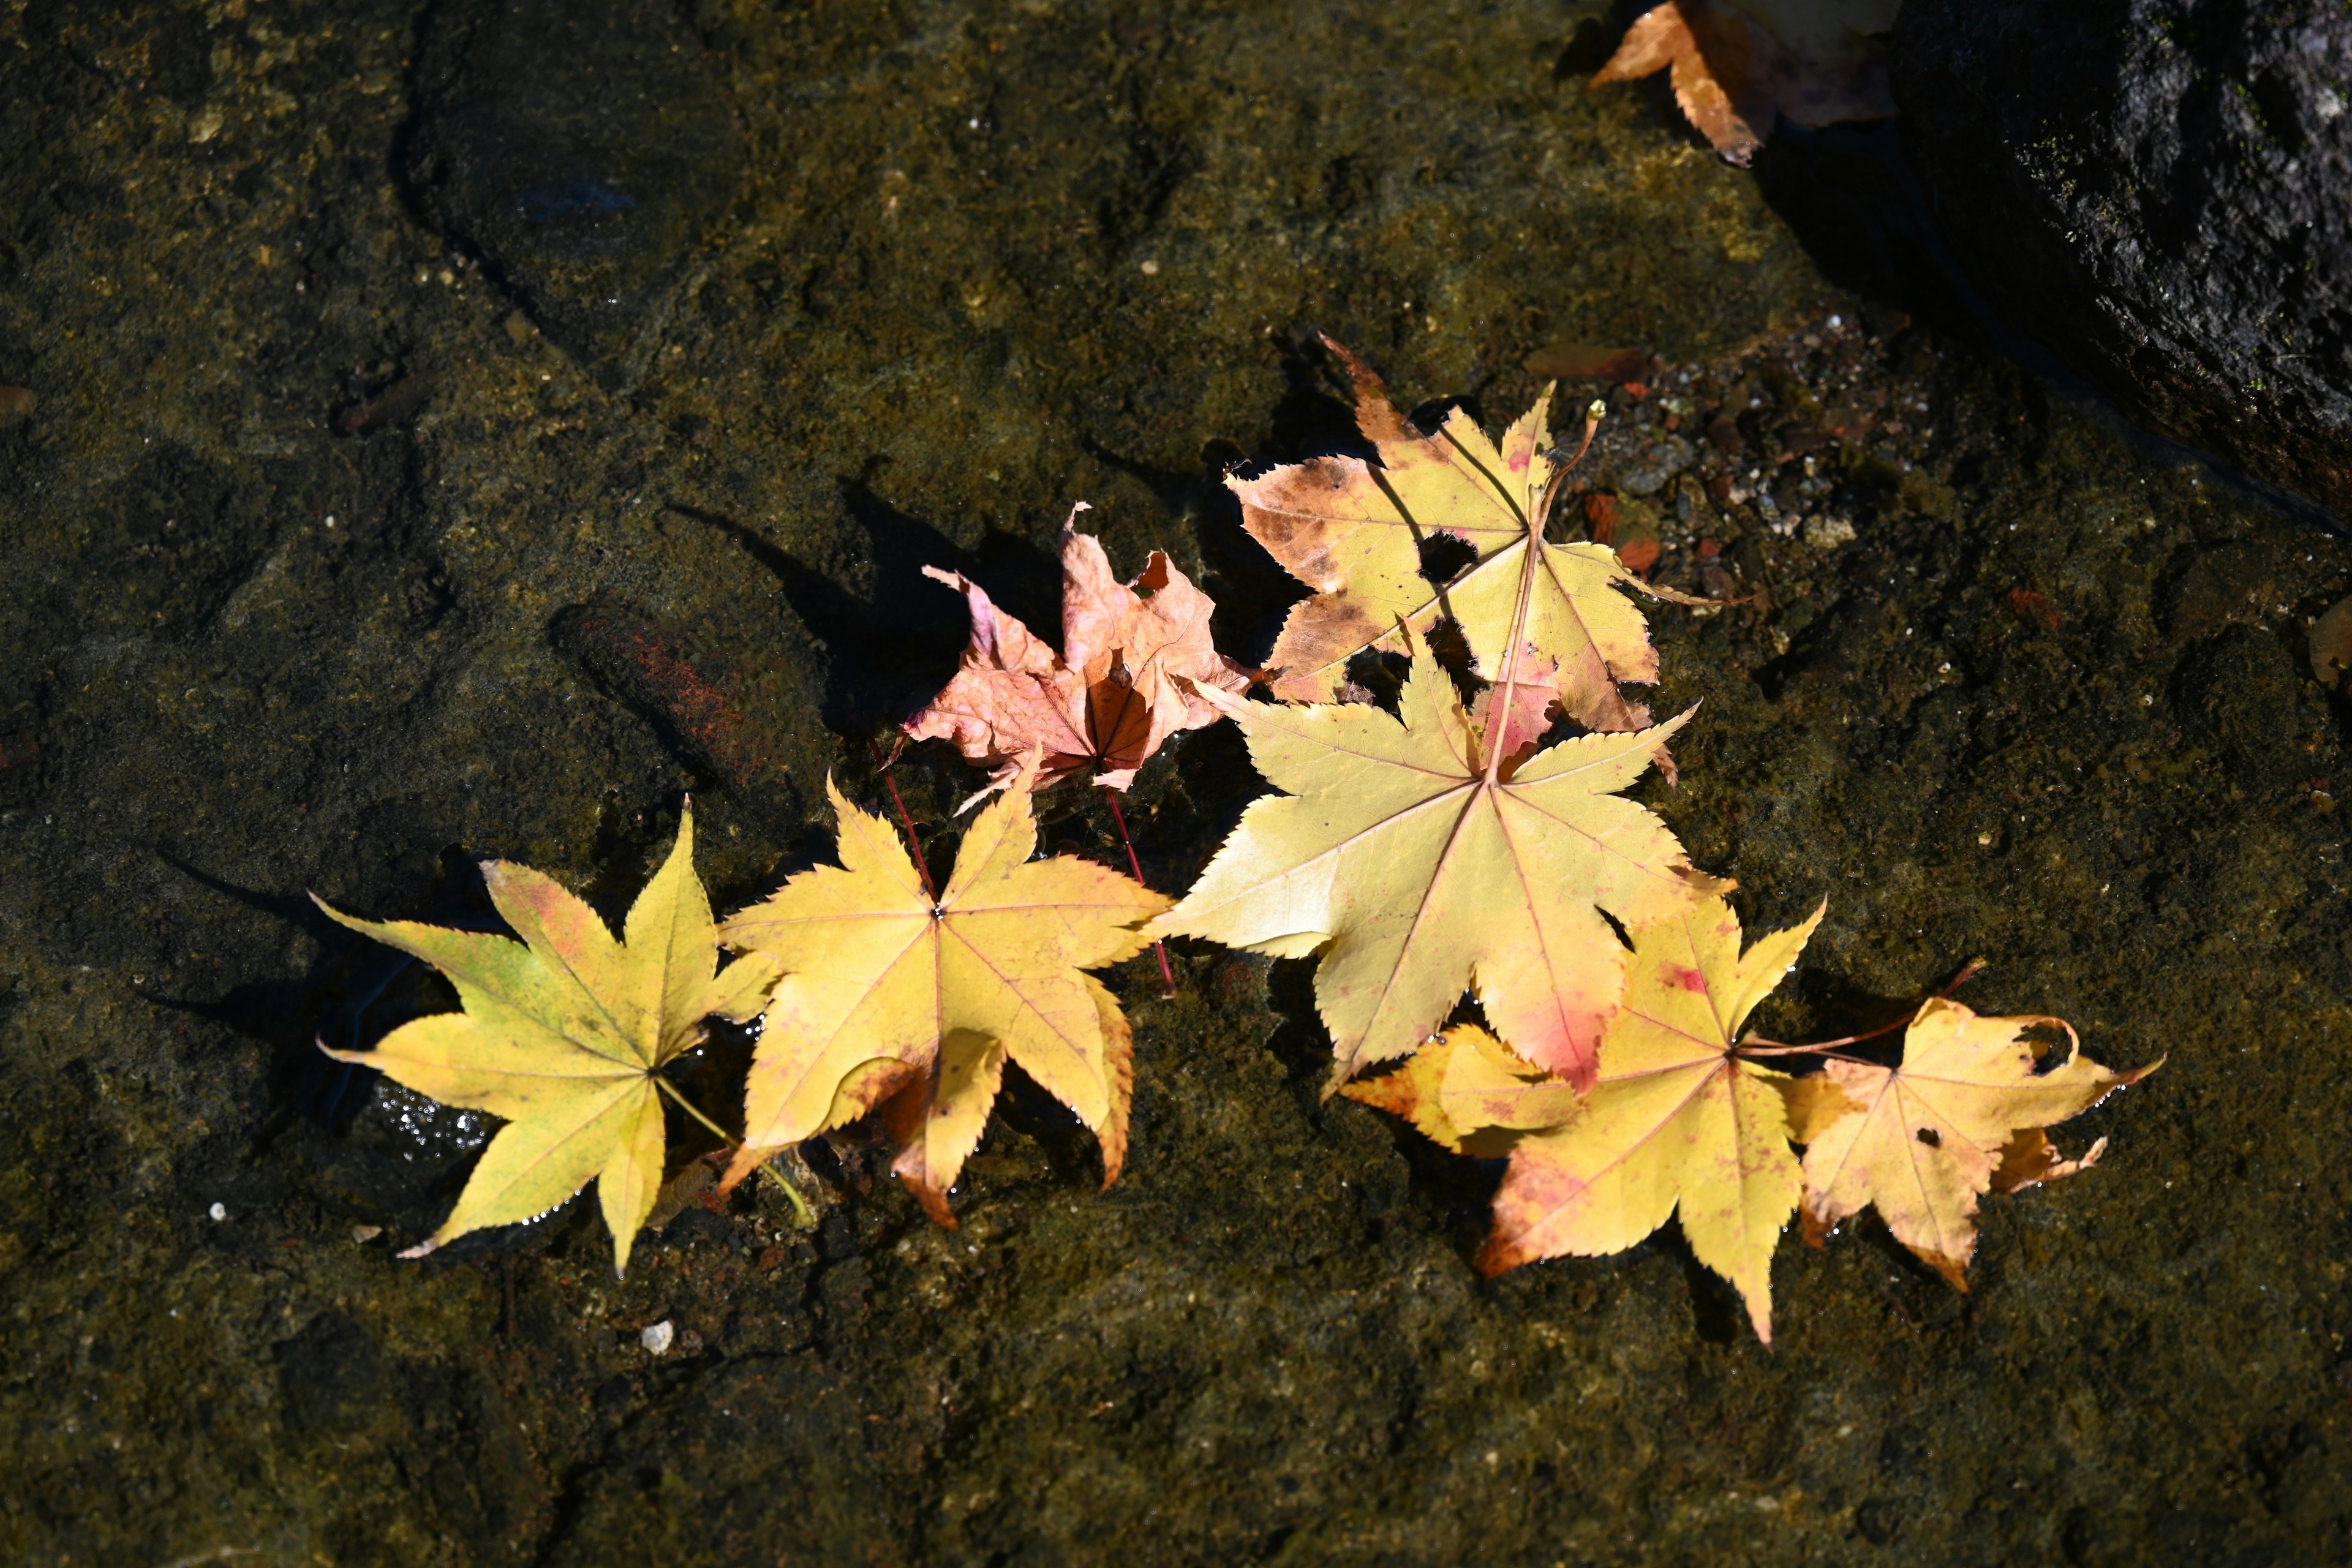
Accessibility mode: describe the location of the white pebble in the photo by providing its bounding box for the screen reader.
[208,1202,227,1221]
[640,1320,675,1355]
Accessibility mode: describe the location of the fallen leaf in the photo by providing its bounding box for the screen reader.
[1591,1,1898,166]
[1340,1019,1575,1156]
[904,503,1252,803]
[719,758,1169,1224]
[1346,895,1821,1342]
[1231,337,1686,739]
[1797,997,2158,1288]
[316,804,780,1276]
[1593,1,1767,163]
[1151,649,1721,1092]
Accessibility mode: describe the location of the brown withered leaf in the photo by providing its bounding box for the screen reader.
[1797,998,2158,1288]
[905,503,1252,803]
[1229,337,1687,741]
[1594,1,1768,162]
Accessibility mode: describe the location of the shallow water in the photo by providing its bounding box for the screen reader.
[4,2,2351,1563]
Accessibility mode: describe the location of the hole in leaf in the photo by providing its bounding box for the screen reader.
[1417,531,1477,586]
[1915,1126,1941,1148]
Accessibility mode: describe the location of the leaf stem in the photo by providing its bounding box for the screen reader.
[653,1074,816,1229]
[1482,401,1604,785]
[1738,960,1989,1058]
[1102,787,1177,996]
[873,744,939,902]
[1533,399,1606,541]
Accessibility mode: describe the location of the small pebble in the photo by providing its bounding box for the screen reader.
[350,1224,383,1244]
[641,1319,675,1355]
[208,1202,227,1221]
[1803,514,1857,549]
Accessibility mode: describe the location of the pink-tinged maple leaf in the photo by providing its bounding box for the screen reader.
[905,503,1253,804]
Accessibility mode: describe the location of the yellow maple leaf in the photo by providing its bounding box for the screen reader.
[718,760,1169,1224]
[1150,649,1721,1093]
[1796,998,2158,1289]
[316,805,780,1277]
[1340,1020,1577,1155]
[1345,895,1820,1342]
[1230,337,1681,734]
[1480,896,1823,1342]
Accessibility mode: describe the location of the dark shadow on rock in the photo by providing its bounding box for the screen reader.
[1551,13,1622,83]
[1747,118,2345,535]
[1773,966,1933,1064]
[1661,1218,1747,1344]
[401,0,743,391]
[153,845,495,1137]
[665,488,1059,740]
[1261,330,1384,466]
[1747,121,1993,349]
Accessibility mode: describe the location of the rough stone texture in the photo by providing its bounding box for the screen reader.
[404,0,744,389]
[6,1,2352,1565]
[1891,0,2352,514]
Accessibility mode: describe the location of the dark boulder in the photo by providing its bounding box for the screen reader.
[404,0,742,389]
[1890,0,2352,514]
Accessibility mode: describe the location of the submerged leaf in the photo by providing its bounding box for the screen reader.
[1151,650,1720,1092]
[720,760,1168,1224]
[316,805,780,1277]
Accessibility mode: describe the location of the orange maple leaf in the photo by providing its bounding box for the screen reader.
[904,503,1251,803]
[1592,1,1898,167]
[1593,1,1768,164]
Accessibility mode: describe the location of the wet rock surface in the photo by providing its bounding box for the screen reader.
[404,0,744,388]
[4,2,2352,1564]
[1892,0,2352,514]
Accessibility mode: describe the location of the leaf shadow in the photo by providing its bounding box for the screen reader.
[661,482,1060,740]
[1761,968,1926,1071]
[1656,1217,1747,1345]
[152,845,496,1136]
